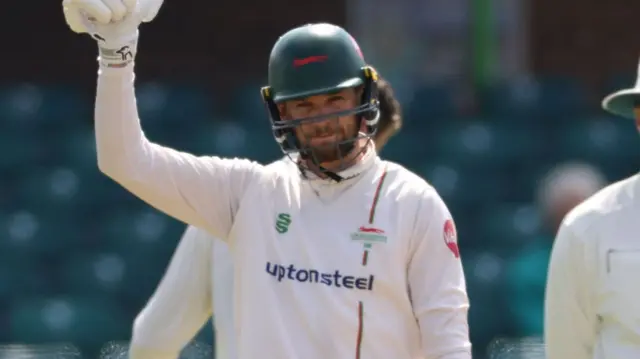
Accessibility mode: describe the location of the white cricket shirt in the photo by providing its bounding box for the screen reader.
[545,173,640,359]
[95,65,471,359]
[129,226,237,359]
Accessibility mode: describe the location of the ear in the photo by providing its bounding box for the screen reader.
[277,103,287,118]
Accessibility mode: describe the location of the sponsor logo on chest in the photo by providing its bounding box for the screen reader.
[265,262,375,291]
[350,226,387,249]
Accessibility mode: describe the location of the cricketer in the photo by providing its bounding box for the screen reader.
[62,0,472,357]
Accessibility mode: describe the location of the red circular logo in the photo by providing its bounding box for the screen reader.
[443,219,460,258]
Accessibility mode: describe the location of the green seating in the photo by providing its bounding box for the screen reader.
[405,84,456,121]
[55,129,96,172]
[17,168,85,212]
[98,209,183,255]
[136,82,216,125]
[462,251,508,356]
[0,344,81,359]
[0,131,44,170]
[481,77,588,118]
[558,116,638,167]
[432,120,538,169]
[9,297,128,349]
[60,252,128,298]
[0,210,83,258]
[0,253,53,298]
[419,162,511,211]
[0,85,91,129]
[479,203,541,252]
[229,83,267,123]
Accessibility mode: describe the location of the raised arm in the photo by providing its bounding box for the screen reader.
[408,187,471,359]
[95,65,261,238]
[63,0,262,239]
[130,226,214,359]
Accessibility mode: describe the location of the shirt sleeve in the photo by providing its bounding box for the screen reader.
[95,66,263,240]
[544,223,595,359]
[129,226,214,359]
[408,188,471,359]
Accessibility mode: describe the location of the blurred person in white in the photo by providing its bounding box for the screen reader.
[62,0,472,358]
[545,57,640,359]
[504,162,606,338]
[129,78,404,359]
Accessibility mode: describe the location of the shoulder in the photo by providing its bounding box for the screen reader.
[381,161,450,235]
[252,157,296,181]
[382,160,441,204]
[562,174,639,240]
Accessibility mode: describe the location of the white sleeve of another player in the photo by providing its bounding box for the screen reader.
[211,240,237,359]
[544,223,595,359]
[408,187,471,359]
[130,226,214,359]
[95,67,263,241]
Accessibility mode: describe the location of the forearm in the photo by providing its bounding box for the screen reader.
[131,227,213,353]
[94,63,204,226]
[93,59,241,233]
[95,62,146,179]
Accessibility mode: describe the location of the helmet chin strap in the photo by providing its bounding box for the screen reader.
[299,140,362,183]
[298,152,344,182]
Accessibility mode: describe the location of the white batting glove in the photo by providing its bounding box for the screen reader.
[62,0,163,68]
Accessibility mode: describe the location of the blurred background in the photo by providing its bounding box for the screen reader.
[1,0,640,358]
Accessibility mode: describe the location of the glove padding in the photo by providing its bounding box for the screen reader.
[63,0,163,67]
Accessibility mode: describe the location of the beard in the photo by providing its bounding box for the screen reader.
[307,140,356,165]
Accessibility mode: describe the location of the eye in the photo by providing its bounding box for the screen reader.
[327,96,349,108]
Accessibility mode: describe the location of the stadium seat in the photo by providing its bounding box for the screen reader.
[478,203,542,252]
[0,252,54,299]
[17,167,85,212]
[189,122,248,157]
[229,82,268,123]
[0,344,81,359]
[59,247,172,305]
[136,82,216,125]
[0,210,84,258]
[0,84,91,130]
[0,131,45,170]
[192,319,215,346]
[55,129,96,172]
[481,77,588,119]
[98,208,183,256]
[60,252,128,298]
[432,120,539,169]
[188,122,282,162]
[463,251,508,356]
[405,83,456,124]
[557,116,639,172]
[419,161,510,209]
[380,130,432,164]
[9,296,128,350]
[14,165,137,221]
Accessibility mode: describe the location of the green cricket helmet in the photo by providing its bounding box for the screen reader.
[261,23,380,175]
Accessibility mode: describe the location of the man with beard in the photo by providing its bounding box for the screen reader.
[129,78,403,359]
[63,0,471,357]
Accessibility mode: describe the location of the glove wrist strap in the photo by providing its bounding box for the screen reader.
[96,31,139,68]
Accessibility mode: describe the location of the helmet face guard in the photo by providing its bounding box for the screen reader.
[261,66,380,172]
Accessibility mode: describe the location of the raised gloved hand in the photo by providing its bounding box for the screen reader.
[62,0,164,68]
